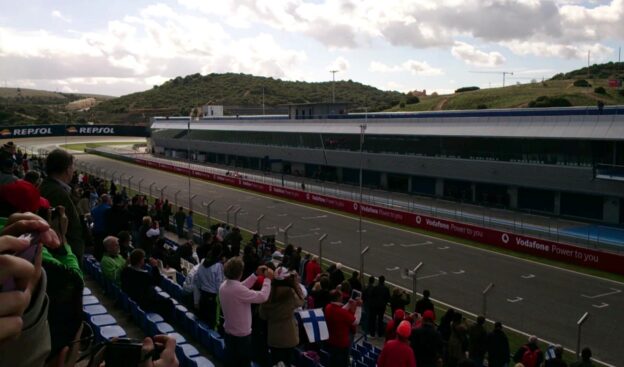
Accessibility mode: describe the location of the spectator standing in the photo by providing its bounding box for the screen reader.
[448,313,469,367]
[120,249,163,313]
[468,316,488,367]
[305,256,321,286]
[242,245,260,279]
[197,245,225,329]
[39,149,85,262]
[259,267,305,366]
[390,288,411,315]
[186,210,194,239]
[513,336,544,367]
[378,320,417,367]
[117,230,134,258]
[347,270,362,292]
[138,216,154,256]
[415,289,435,315]
[174,207,186,238]
[570,347,594,367]
[225,226,243,257]
[385,309,406,343]
[369,275,391,338]
[324,290,360,367]
[101,236,126,285]
[329,262,345,289]
[91,194,112,259]
[411,310,444,367]
[487,322,510,367]
[105,194,131,236]
[545,345,567,367]
[161,199,172,230]
[361,276,375,336]
[219,258,273,367]
[310,277,331,310]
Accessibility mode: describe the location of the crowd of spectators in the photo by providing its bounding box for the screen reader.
[0,143,599,367]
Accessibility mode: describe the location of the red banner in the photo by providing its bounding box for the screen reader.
[135,158,624,275]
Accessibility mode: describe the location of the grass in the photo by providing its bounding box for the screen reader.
[86,157,624,365]
[61,141,144,152]
[388,79,624,111]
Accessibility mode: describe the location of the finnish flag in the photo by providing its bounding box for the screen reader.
[296,308,329,343]
[545,346,557,361]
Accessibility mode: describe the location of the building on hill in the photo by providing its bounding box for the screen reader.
[149,106,624,224]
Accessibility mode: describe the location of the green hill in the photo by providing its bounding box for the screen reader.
[92,73,404,123]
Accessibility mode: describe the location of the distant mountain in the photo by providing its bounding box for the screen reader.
[0,87,114,125]
[89,73,404,123]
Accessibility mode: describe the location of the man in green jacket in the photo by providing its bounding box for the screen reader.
[39,149,85,262]
[101,235,127,285]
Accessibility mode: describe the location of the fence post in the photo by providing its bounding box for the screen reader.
[138,178,145,194]
[409,262,424,299]
[233,207,242,227]
[256,214,265,234]
[226,205,234,226]
[175,190,181,208]
[128,176,134,192]
[203,200,215,228]
[576,312,590,359]
[360,246,370,281]
[149,182,156,198]
[319,234,328,267]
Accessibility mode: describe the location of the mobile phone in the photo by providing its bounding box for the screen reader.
[0,233,40,292]
[351,289,362,300]
[104,339,144,367]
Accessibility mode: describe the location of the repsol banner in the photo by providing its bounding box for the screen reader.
[0,124,149,138]
[129,155,624,276]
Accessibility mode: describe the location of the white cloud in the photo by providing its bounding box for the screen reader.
[369,60,443,76]
[451,41,506,67]
[327,56,350,73]
[504,40,612,60]
[51,10,71,23]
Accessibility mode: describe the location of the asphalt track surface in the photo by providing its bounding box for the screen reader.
[17,137,624,366]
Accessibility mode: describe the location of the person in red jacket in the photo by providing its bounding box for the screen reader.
[305,256,321,286]
[378,320,417,367]
[325,290,359,367]
[385,308,405,343]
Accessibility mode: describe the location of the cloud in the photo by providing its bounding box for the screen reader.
[503,40,613,60]
[369,60,443,76]
[451,41,506,67]
[51,10,71,23]
[327,56,350,73]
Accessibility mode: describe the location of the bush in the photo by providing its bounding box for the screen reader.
[476,104,488,109]
[528,96,572,108]
[594,87,606,94]
[455,86,480,93]
[405,95,420,104]
[573,79,591,87]
[618,89,624,97]
[399,102,406,108]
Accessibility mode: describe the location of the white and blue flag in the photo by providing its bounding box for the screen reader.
[296,308,329,343]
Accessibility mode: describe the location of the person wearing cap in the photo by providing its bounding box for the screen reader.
[378,320,417,367]
[411,309,443,367]
[271,250,284,268]
[513,335,543,367]
[259,266,305,366]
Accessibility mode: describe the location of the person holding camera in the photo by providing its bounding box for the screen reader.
[259,267,305,366]
[219,258,273,367]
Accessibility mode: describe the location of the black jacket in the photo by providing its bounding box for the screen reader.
[370,283,390,311]
[121,266,160,311]
[487,329,510,367]
[410,322,443,367]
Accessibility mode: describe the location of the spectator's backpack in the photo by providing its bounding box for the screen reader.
[521,346,540,367]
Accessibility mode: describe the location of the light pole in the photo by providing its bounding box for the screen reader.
[576,312,590,359]
[411,262,424,297]
[358,122,367,270]
[233,207,242,227]
[283,223,293,245]
[482,283,495,317]
[203,200,215,228]
[189,194,197,211]
[318,233,328,267]
[175,190,181,208]
[360,246,370,280]
[149,182,156,198]
[330,70,339,103]
[256,214,265,234]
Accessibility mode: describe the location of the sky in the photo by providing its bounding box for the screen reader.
[0,0,622,97]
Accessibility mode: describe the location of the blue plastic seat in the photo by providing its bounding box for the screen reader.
[83,304,107,317]
[363,355,375,367]
[174,304,188,324]
[188,356,215,367]
[98,325,126,342]
[167,332,186,345]
[118,291,130,311]
[320,349,330,366]
[175,343,200,367]
[184,312,199,338]
[209,332,225,361]
[146,313,164,323]
[196,322,212,351]
[83,287,92,296]
[90,314,117,327]
[362,341,373,350]
[155,322,175,334]
[82,295,99,305]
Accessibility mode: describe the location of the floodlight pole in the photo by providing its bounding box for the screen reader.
[409,262,424,299]
[482,283,495,317]
[318,234,328,267]
[189,194,197,211]
[577,312,590,359]
[360,246,370,280]
[283,223,293,245]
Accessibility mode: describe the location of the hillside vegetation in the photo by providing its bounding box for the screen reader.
[2,62,623,125]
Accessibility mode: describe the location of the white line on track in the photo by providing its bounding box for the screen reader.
[507,296,523,303]
[521,274,536,279]
[452,270,465,275]
[330,241,342,245]
[400,241,432,247]
[289,233,313,239]
[309,228,321,232]
[382,243,396,247]
[593,302,609,309]
[302,215,328,220]
[386,266,400,271]
[581,288,621,299]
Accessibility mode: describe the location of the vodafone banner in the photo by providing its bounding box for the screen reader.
[134,158,624,275]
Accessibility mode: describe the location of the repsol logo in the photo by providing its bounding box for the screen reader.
[78,127,115,134]
[12,127,53,136]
